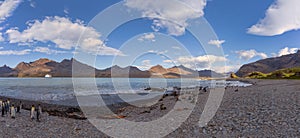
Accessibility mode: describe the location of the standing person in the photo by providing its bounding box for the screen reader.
[17,101,22,113]
[30,105,35,121]
[10,104,16,119]
[36,104,42,122]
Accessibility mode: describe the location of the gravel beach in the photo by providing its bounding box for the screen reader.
[0,79,299,137]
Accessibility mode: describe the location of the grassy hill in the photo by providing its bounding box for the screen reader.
[245,67,300,79]
[236,50,300,77]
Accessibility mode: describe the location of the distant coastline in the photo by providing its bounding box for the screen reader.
[0,58,225,79]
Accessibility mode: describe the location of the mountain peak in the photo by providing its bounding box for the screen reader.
[2,64,9,68]
[170,65,188,69]
[149,65,167,74]
[31,58,53,65]
[35,58,52,62]
[111,65,122,68]
[0,64,15,76]
[151,64,164,68]
[0,64,11,69]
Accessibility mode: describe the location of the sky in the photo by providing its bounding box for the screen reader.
[0,0,299,73]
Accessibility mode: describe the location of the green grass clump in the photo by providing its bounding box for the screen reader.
[245,67,300,79]
[246,71,267,79]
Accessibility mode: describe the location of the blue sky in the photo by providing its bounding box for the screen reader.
[0,0,299,73]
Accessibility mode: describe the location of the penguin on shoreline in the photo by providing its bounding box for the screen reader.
[7,99,10,114]
[30,105,35,120]
[17,101,22,113]
[10,104,16,119]
[1,101,4,117]
[37,104,42,122]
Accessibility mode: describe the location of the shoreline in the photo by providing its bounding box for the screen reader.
[0,92,166,120]
[0,79,299,137]
[0,95,85,120]
[0,79,252,120]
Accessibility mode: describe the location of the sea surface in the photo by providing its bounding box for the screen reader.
[0,78,251,102]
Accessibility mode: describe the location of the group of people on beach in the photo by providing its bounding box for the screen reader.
[0,99,43,122]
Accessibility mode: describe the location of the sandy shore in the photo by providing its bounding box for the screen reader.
[0,79,299,137]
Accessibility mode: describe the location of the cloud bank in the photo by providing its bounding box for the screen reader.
[208,39,225,48]
[0,0,22,23]
[272,47,299,57]
[248,0,300,36]
[6,16,124,56]
[125,0,206,36]
[235,49,268,61]
[138,33,156,42]
[0,49,31,55]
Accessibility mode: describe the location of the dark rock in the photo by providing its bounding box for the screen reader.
[144,87,151,91]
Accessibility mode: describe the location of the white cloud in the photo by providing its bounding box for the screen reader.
[212,65,241,74]
[208,39,225,48]
[163,59,173,63]
[125,0,207,36]
[95,46,125,56]
[139,60,153,70]
[256,52,268,59]
[235,49,268,61]
[134,60,154,70]
[28,0,35,8]
[138,33,155,42]
[274,47,299,57]
[248,0,300,36]
[176,55,227,69]
[225,65,241,72]
[147,50,168,55]
[0,46,3,50]
[64,8,69,14]
[0,32,4,41]
[142,60,151,65]
[33,47,67,55]
[164,55,233,73]
[0,0,22,22]
[6,16,124,56]
[172,46,181,50]
[0,49,31,55]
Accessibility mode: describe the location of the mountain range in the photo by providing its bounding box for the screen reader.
[2,50,299,78]
[0,58,223,78]
[236,50,300,77]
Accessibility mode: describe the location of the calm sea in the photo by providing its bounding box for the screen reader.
[0,78,251,102]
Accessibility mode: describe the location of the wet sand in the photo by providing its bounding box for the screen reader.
[0,79,299,137]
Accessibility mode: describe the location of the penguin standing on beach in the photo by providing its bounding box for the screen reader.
[7,99,10,114]
[17,101,22,113]
[0,100,2,109]
[1,104,4,117]
[10,104,16,119]
[0,100,2,111]
[4,101,8,114]
[36,104,42,122]
[30,105,35,120]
